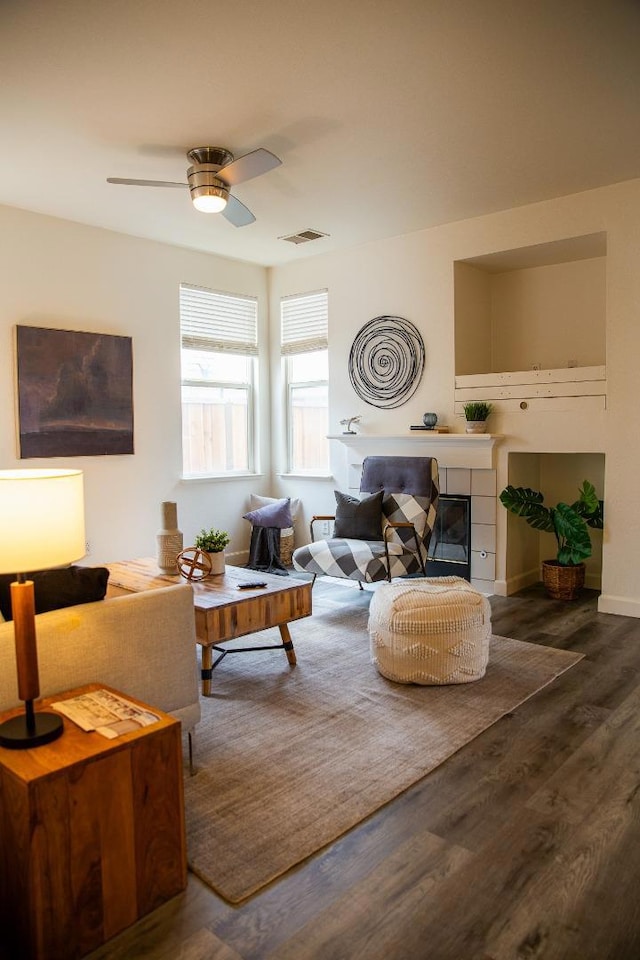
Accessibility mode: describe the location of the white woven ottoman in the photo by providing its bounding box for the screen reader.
[369,576,491,684]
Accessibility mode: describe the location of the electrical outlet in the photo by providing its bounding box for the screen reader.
[531,362,541,371]
[85,541,91,555]
[321,520,331,536]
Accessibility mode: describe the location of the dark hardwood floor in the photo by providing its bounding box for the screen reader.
[88,583,640,960]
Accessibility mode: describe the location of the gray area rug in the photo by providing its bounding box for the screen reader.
[184,585,583,903]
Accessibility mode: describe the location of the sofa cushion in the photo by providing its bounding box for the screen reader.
[0,565,109,621]
[0,584,200,735]
[333,489,384,540]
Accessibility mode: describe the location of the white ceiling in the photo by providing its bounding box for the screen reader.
[2,0,640,267]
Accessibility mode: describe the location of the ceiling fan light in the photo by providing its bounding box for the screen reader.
[192,190,228,213]
[188,165,229,214]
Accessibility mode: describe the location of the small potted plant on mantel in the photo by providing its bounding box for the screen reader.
[463,401,493,434]
[194,527,230,576]
[499,480,603,600]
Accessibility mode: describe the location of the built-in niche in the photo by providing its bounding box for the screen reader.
[453,233,607,415]
[503,451,605,595]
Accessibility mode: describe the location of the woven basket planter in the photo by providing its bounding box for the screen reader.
[542,560,585,600]
[280,529,294,566]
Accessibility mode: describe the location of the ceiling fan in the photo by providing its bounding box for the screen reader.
[106,146,282,227]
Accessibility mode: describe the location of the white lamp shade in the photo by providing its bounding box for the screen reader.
[0,469,85,573]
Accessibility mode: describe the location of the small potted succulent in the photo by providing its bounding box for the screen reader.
[194,527,230,576]
[463,401,493,434]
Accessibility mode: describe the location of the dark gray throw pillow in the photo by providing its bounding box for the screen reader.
[0,565,110,622]
[333,489,384,540]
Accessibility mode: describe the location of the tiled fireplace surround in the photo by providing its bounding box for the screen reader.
[330,434,500,595]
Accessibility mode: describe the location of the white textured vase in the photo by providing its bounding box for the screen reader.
[465,420,487,434]
[206,550,225,576]
[156,501,183,572]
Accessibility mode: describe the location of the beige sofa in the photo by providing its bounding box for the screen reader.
[0,584,200,746]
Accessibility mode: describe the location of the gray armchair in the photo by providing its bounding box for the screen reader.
[292,456,439,586]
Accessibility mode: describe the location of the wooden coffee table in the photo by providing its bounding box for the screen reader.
[106,558,313,695]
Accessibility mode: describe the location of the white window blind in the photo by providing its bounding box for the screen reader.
[180,283,258,356]
[281,290,328,355]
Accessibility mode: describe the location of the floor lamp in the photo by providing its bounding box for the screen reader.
[0,468,85,749]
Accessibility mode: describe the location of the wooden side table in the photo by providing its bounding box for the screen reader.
[0,684,187,960]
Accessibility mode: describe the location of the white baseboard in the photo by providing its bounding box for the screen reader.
[598,594,640,619]
[227,549,250,565]
[497,568,602,598]
[497,568,540,596]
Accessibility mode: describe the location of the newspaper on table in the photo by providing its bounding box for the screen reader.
[52,688,160,739]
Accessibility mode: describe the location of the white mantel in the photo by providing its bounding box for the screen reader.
[327,433,503,470]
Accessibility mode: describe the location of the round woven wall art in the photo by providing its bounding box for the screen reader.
[348,315,425,409]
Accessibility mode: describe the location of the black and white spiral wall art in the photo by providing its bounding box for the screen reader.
[348,315,425,409]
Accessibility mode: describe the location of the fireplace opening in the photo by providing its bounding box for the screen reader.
[426,494,471,581]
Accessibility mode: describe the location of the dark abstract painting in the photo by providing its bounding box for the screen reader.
[16,326,134,458]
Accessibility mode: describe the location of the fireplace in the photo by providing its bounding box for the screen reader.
[427,494,471,581]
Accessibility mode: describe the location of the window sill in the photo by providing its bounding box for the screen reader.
[181,472,264,483]
[278,472,334,480]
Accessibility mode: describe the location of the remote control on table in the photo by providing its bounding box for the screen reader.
[237,582,268,589]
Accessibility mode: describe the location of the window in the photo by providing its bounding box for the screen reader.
[281,290,329,474]
[180,283,258,477]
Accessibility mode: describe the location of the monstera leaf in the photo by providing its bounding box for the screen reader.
[498,486,555,533]
[572,480,604,528]
[554,503,592,564]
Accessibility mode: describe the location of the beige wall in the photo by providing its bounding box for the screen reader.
[503,452,540,590]
[454,262,492,376]
[491,257,606,373]
[270,177,640,617]
[0,204,270,564]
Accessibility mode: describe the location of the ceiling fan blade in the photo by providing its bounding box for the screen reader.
[106,178,187,188]
[217,148,282,186]
[222,195,256,227]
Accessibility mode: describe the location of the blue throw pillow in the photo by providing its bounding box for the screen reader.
[244,497,293,529]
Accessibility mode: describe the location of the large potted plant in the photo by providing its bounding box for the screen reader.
[194,527,230,576]
[463,401,493,434]
[499,480,603,600]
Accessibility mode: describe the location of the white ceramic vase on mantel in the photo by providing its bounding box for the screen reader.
[465,421,488,434]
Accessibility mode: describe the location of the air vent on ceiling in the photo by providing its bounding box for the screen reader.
[279,228,329,244]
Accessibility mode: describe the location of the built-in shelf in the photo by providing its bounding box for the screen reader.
[454,365,607,414]
[454,232,607,385]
